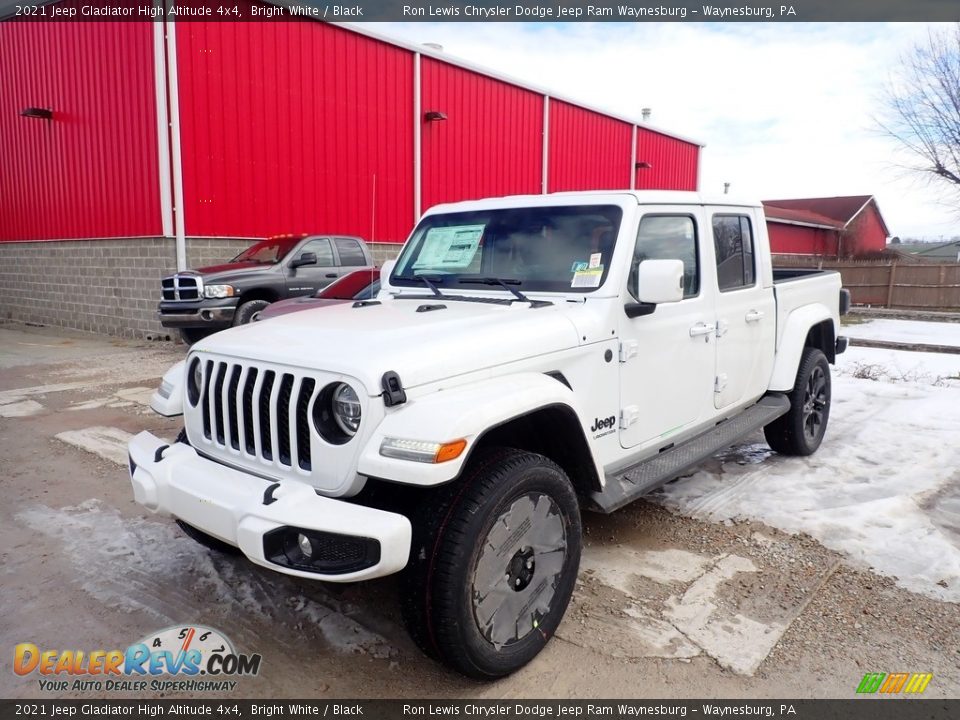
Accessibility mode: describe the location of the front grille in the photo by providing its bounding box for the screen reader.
[161,274,201,301]
[199,360,317,471]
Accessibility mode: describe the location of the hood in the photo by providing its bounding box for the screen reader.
[256,296,348,320]
[189,261,277,282]
[193,295,583,393]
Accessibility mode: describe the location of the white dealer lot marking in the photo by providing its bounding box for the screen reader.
[565,546,809,674]
[0,398,44,417]
[55,426,133,466]
[69,386,156,411]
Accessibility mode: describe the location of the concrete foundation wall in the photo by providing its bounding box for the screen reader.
[0,239,404,339]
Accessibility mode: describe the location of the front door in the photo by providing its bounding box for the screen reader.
[286,237,337,296]
[619,211,716,450]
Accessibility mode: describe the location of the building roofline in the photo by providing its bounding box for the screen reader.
[765,217,840,231]
[332,20,706,148]
[845,195,891,237]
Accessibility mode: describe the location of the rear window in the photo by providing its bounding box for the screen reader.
[335,238,367,267]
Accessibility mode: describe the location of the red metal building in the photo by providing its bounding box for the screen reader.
[1,4,701,248]
[763,196,891,259]
[0,3,703,337]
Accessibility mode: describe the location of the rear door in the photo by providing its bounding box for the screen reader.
[286,237,337,296]
[618,210,717,450]
[709,210,776,410]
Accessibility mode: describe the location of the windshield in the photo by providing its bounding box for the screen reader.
[391,205,623,293]
[233,236,302,264]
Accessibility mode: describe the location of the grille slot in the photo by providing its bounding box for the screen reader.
[226,365,242,450]
[259,371,276,461]
[296,379,316,471]
[242,368,258,455]
[201,360,213,439]
[212,363,227,444]
[276,374,294,466]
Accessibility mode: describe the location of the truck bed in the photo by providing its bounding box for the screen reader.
[772,267,833,283]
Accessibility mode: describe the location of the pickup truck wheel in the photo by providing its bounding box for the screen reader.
[400,447,581,679]
[233,299,270,326]
[764,347,831,456]
[179,328,215,345]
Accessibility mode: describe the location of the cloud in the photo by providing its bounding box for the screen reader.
[368,21,960,239]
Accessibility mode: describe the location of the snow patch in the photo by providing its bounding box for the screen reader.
[657,369,960,602]
[55,426,133,466]
[0,398,44,417]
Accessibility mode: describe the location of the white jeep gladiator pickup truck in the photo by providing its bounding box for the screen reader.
[130,191,849,678]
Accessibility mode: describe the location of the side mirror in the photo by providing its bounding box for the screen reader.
[634,259,684,304]
[380,260,396,289]
[291,251,317,269]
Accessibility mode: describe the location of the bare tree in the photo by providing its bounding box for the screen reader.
[879,25,960,201]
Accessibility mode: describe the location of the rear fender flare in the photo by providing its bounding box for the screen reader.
[768,305,833,391]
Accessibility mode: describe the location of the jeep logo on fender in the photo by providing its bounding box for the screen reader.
[591,416,617,433]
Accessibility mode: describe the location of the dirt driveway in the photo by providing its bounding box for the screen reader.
[1,323,957,699]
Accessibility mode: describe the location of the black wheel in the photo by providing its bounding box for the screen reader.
[400,447,581,679]
[179,327,215,345]
[764,347,831,456]
[232,299,270,326]
[176,520,242,556]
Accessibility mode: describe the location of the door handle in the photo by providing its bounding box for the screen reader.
[689,322,715,338]
[325,272,337,278]
[745,310,765,323]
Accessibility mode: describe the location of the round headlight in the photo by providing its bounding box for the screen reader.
[187,358,202,406]
[332,384,361,436]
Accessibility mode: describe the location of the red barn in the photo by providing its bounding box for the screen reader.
[763,196,891,258]
[0,3,703,337]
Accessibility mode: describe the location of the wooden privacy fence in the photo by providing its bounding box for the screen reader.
[772,256,960,310]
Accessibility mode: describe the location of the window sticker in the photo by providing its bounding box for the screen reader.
[413,225,485,270]
[571,267,603,288]
[571,260,589,272]
[589,253,602,269]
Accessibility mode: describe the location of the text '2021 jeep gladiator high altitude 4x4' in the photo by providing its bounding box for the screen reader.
[131,191,849,678]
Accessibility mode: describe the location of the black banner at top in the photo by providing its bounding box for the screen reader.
[0,0,958,22]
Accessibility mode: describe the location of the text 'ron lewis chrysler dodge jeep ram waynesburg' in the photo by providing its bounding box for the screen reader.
[131,191,849,678]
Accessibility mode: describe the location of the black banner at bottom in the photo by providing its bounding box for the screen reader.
[0,700,956,720]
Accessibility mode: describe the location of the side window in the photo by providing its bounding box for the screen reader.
[713,215,755,291]
[335,238,367,267]
[299,238,334,266]
[630,215,699,300]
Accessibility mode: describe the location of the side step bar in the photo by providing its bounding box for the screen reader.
[589,394,790,514]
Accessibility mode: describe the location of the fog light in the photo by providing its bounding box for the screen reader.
[297,533,313,558]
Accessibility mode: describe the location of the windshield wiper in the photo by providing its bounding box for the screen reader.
[458,277,531,302]
[398,274,446,297]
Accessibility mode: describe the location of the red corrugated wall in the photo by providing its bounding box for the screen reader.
[548,100,632,193]
[0,14,161,241]
[634,127,699,191]
[767,223,839,256]
[420,58,543,211]
[176,17,414,242]
[845,204,888,256]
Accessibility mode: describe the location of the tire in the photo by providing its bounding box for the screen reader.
[400,447,582,679]
[764,347,831,456]
[232,299,270,326]
[179,327,215,345]
[176,520,242,556]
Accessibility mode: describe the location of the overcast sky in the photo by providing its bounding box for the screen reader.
[373,22,960,241]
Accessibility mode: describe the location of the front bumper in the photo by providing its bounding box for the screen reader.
[128,431,412,581]
[158,299,237,329]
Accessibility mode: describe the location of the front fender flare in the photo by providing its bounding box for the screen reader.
[768,305,833,392]
[357,373,591,487]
